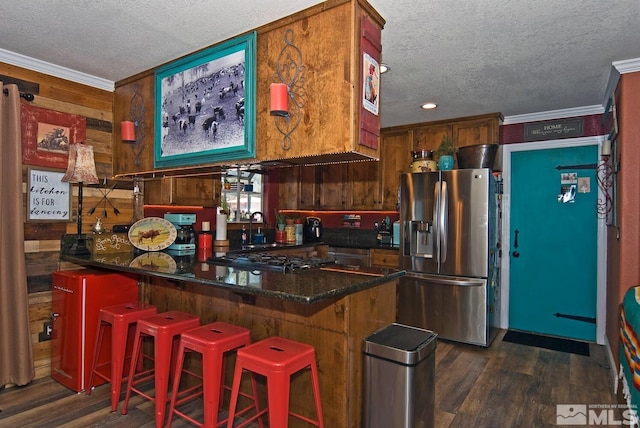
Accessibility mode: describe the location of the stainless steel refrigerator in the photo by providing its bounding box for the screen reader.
[397,168,501,346]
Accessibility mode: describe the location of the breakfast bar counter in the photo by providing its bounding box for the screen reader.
[61,248,404,428]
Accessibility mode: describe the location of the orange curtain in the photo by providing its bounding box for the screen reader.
[0,83,34,386]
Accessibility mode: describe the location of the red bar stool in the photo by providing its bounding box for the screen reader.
[167,322,262,428]
[86,302,158,411]
[121,310,200,428]
[226,336,324,428]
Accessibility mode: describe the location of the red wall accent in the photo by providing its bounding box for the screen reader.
[501,114,604,144]
[606,72,640,355]
[263,168,281,225]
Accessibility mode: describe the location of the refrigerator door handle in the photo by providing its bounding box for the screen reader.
[440,180,448,263]
[405,272,484,287]
[433,181,440,263]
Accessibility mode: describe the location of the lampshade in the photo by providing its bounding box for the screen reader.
[61,143,99,184]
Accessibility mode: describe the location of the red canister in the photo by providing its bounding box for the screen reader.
[198,221,212,250]
[275,230,287,244]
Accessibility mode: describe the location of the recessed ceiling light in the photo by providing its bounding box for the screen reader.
[380,63,389,74]
[421,102,438,110]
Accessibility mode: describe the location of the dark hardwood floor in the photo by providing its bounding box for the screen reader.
[0,330,618,427]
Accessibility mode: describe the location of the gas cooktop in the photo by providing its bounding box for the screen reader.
[208,252,336,273]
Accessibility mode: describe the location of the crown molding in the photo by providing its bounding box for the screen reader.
[600,57,640,109]
[503,105,604,125]
[0,48,114,92]
[506,57,640,125]
[613,57,640,74]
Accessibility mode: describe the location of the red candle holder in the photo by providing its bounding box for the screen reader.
[121,121,136,142]
[270,83,289,116]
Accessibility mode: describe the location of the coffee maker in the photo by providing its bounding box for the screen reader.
[303,216,323,243]
[164,213,196,253]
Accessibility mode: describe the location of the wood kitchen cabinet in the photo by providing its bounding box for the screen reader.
[453,115,502,147]
[379,129,412,210]
[299,129,410,211]
[256,1,383,163]
[349,160,381,209]
[319,164,349,209]
[278,167,300,210]
[113,73,155,175]
[145,176,221,207]
[278,129,410,210]
[414,123,450,153]
[277,113,502,211]
[412,113,503,153]
[113,1,384,178]
[278,166,319,210]
[369,247,399,268]
[299,166,319,210]
[292,161,381,210]
[282,161,378,210]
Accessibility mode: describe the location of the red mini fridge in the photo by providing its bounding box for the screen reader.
[51,269,139,392]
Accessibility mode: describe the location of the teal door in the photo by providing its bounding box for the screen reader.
[509,145,598,341]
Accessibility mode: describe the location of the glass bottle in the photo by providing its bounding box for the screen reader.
[241,224,247,244]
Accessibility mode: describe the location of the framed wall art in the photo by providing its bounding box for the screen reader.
[21,104,86,169]
[26,167,72,222]
[154,32,256,168]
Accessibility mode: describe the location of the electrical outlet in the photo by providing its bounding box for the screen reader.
[38,321,52,342]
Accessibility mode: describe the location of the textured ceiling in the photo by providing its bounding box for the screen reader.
[1,0,639,127]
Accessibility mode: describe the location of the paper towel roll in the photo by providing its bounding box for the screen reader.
[216,213,227,241]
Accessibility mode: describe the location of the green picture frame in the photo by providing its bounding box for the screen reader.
[154,31,256,168]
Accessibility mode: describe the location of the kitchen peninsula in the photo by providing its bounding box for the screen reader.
[60,244,404,428]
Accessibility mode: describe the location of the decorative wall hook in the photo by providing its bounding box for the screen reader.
[123,83,146,166]
[596,155,614,220]
[272,29,305,150]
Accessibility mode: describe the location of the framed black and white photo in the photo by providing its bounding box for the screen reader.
[154,32,256,168]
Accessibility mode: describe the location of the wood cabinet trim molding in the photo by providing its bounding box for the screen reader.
[382,112,504,134]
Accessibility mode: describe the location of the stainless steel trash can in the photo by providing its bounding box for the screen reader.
[363,323,437,428]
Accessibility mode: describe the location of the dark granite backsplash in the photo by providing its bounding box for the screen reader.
[321,228,378,248]
[228,227,378,248]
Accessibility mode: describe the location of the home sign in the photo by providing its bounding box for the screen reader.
[524,118,584,142]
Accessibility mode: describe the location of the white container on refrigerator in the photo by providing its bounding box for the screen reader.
[51,269,139,392]
[397,168,500,346]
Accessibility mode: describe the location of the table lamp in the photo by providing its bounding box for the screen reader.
[61,143,99,255]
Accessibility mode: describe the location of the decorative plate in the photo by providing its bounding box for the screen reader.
[129,251,177,274]
[128,217,177,251]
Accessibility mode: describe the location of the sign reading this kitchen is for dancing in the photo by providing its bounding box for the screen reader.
[524,118,584,142]
[26,168,71,222]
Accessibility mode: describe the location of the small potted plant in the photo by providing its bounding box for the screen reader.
[220,196,230,217]
[274,209,286,231]
[436,135,456,170]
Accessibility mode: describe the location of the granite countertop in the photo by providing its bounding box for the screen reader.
[60,250,405,304]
